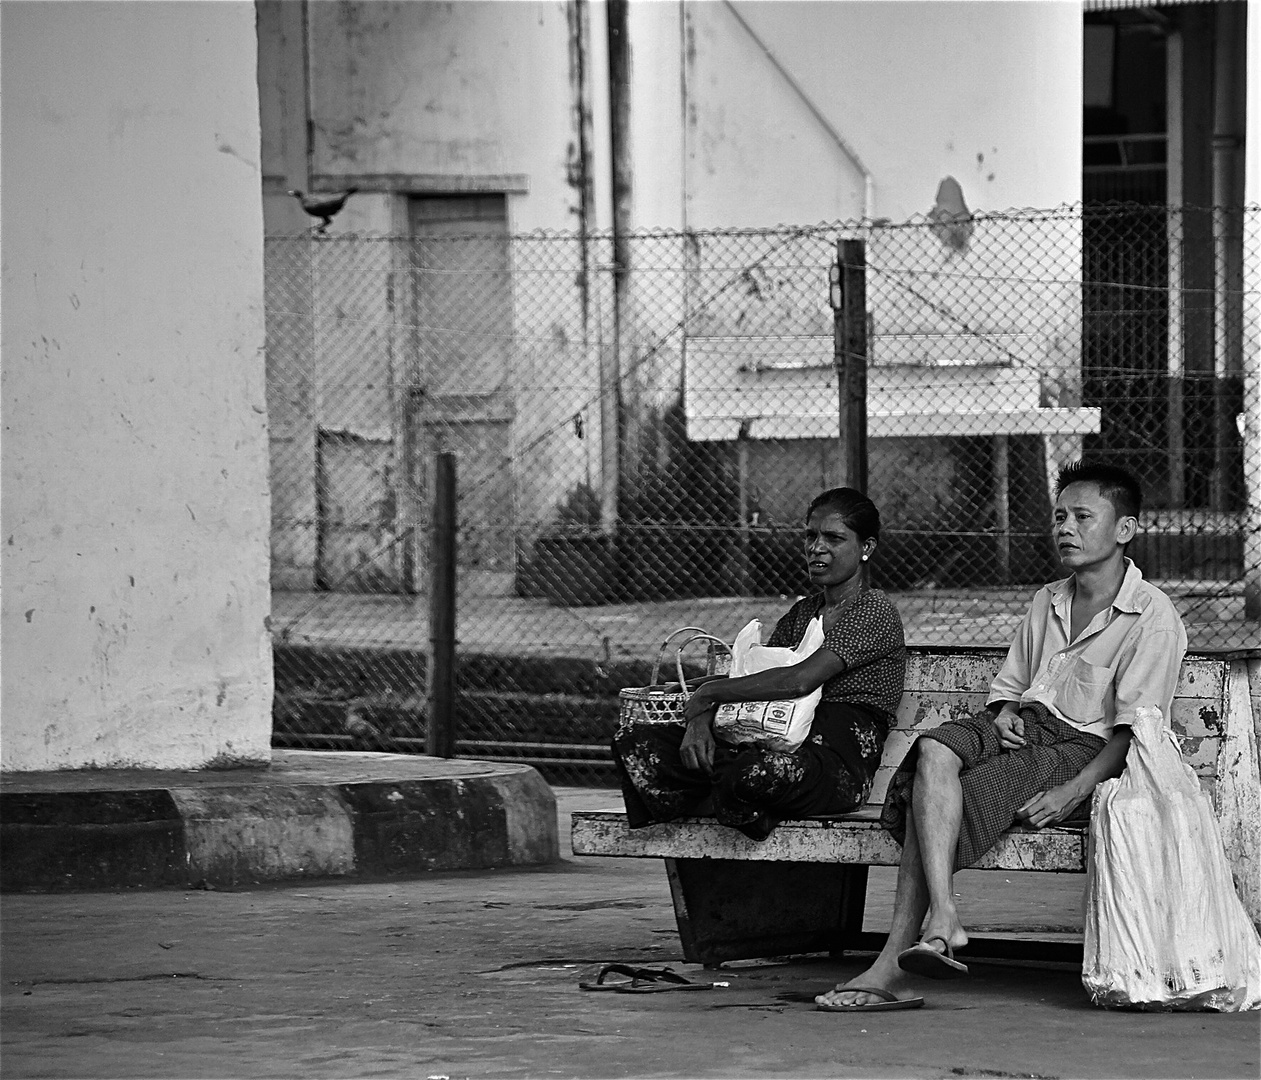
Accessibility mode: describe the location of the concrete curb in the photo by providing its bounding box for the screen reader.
[0,750,558,892]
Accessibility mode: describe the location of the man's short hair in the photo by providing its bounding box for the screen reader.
[1055,461,1142,520]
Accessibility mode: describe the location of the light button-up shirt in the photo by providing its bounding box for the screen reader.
[986,560,1188,739]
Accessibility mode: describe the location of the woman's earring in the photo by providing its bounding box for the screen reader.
[861,554,869,562]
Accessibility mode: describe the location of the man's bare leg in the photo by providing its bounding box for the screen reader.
[815,812,930,1006]
[911,739,969,954]
[816,741,969,1006]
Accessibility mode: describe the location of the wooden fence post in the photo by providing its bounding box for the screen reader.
[427,452,457,758]
[832,238,869,492]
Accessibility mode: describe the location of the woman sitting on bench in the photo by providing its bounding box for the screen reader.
[612,487,906,841]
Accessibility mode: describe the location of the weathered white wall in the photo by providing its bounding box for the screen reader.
[268,0,1082,232]
[1,1,273,770]
[255,0,1085,574]
[308,0,610,234]
[666,0,1083,229]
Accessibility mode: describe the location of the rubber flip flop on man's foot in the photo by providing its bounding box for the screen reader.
[816,987,925,1012]
[897,937,969,979]
[579,964,676,991]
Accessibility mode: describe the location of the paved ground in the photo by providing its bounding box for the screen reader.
[3,787,1257,1080]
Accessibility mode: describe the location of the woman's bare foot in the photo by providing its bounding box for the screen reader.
[814,960,916,1008]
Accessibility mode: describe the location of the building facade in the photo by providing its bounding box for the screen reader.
[256,1,1254,601]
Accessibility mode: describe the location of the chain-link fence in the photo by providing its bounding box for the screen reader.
[266,203,1260,781]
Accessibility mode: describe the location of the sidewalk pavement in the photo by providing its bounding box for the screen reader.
[2,786,1257,1080]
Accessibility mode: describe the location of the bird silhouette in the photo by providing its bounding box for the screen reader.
[288,187,358,233]
[928,177,974,255]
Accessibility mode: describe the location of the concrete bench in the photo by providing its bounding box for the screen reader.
[572,647,1261,966]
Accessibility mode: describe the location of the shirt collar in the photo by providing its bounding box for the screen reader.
[1049,558,1147,619]
[1112,558,1148,614]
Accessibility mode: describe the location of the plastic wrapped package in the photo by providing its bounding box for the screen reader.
[1082,705,1261,1011]
[711,616,824,753]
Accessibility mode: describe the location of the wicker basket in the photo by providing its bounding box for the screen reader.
[618,627,732,727]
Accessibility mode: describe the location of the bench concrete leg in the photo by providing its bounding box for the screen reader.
[663,857,869,967]
[835,862,868,956]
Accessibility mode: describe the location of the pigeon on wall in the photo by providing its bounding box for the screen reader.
[288,187,358,233]
[928,177,974,255]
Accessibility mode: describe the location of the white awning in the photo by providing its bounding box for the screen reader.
[1084,0,1218,9]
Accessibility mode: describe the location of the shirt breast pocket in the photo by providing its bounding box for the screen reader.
[1057,659,1113,723]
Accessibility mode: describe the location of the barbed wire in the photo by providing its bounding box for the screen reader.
[266,200,1261,243]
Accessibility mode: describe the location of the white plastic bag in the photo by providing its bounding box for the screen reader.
[1082,705,1261,1011]
[710,616,825,753]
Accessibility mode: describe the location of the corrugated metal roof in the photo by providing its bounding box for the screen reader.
[1084,0,1218,9]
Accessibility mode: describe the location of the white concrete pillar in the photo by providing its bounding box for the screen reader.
[1,2,272,770]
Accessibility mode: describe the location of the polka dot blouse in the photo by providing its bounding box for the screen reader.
[765,588,906,723]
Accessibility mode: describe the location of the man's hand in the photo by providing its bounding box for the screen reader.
[679,715,717,775]
[992,707,1026,750]
[1016,783,1084,828]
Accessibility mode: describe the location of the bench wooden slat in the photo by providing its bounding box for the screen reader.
[900,651,1228,703]
[891,693,1224,740]
[572,810,1088,873]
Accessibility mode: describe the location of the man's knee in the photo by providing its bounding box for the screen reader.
[916,737,963,779]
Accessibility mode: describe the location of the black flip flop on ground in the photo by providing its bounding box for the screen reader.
[579,964,710,992]
[579,963,665,991]
[897,937,969,979]
[617,969,713,993]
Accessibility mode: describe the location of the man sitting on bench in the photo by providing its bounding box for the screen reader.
[817,461,1187,1010]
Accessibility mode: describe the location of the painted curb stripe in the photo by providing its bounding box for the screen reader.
[1,771,558,891]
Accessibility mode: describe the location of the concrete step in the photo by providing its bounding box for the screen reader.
[0,751,558,892]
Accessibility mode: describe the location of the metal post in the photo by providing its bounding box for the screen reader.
[993,434,1011,584]
[427,452,457,758]
[390,265,419,597]
[832,239,869,493]
[570,0,612,535]
[1243,342,1260,619]
[1167,39,1186,508]
[735,433,752,595]
[399,386,418,595]
[1212,2,1246,512]
[1243,212,1261,619]
[1170,14,1216,507]
[606,0,633,529]
[1243,6,1261,619]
